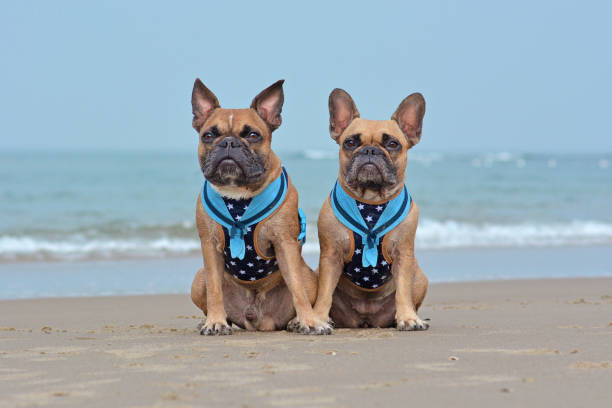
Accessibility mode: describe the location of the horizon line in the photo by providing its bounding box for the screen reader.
[0,147,611,156]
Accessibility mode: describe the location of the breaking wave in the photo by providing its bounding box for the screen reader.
[1,219,611,262]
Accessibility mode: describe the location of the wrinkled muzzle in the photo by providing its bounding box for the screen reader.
[201,136,265,186]
[346,146,397,189]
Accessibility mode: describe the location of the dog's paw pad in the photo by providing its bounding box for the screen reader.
[196,319,206,331]
[396,317,430,331]
[199,321,232,336]
[286,318,333,335]
[313,323,333,335]
[286,318,300,332]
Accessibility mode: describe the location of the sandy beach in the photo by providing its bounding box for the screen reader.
[1,277,611,407]
[3,1,612,407]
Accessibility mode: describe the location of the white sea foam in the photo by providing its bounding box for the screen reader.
[1,220,611,261]
[415,219,612,249]
[0,236,200,261]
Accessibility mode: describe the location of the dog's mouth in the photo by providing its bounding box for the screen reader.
[346,156,397,191]
[359,161,382,173]
[356,162,384,186]
[216,157,245,177]
[202,148,266,187]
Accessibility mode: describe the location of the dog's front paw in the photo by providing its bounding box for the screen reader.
[287,317,333,335]
[396,316,430,331]
[199,318,232,336]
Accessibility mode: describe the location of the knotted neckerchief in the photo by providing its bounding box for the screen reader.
[330,181,411,267]
[202,167,305,260]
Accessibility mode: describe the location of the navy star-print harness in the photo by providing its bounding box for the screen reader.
[330,181,412,290]
[342,202,392,289]
[202,168,306,283]
[220,198,279,281]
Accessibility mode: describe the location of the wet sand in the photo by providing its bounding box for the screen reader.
[1,278,611,407]
[3,245,611,299]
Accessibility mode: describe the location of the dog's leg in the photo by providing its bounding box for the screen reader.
[192,266,259,332]
[393,253,429,331]
[191,267,209,332]
[312,248,344,331]
[191,267,208,314]
[276,242,331,335]
[199,242,232,335]
[413,262,428,311]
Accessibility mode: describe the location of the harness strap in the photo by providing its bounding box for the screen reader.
[202,167,306,259]
[330,181,411,267]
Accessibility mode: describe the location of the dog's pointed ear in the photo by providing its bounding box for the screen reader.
[251,80,284,131]
[391,93,425,148]
[191,79,220,132]
[329,88,360,141]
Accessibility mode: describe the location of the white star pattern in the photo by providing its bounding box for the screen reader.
[221,196,278,282]
[341,200,393,289]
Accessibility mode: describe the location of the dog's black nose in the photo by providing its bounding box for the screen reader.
[359,146,383,156]
[218,136,242,149]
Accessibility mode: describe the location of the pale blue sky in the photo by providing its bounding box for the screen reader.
[1,1,610,153]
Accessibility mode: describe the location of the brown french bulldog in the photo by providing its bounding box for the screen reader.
[312,88,429,332]
[190,79,330,335]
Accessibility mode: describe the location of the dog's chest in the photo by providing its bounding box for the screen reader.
[343,201,392,289]
[221,197,278,281]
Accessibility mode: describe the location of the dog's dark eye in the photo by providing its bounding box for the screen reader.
[343,139,357,149]
[386,140,400,150]
[245,131,261,142]
[201,132,214,143]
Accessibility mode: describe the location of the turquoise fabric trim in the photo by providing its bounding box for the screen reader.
[298,208,307,244]
[202,169,288,260]
[330,181,411,267]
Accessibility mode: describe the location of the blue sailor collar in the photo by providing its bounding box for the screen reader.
[330,181,411,267]
[202,167,306,260]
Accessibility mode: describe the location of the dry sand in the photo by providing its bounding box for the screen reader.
[1,277,611,407]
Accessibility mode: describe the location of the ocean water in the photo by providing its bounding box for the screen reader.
[1,150,611,263]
